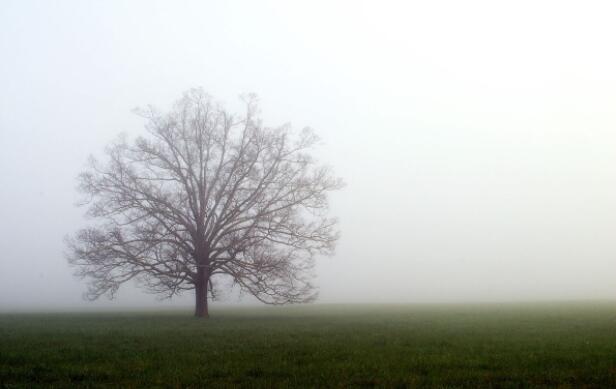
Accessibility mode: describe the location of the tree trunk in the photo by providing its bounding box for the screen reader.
[194,266,209,318]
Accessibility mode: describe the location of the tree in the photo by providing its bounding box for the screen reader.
[66,89,343,317]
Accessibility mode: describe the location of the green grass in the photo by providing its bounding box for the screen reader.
[2,302,616,388]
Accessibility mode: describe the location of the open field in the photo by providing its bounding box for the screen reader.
[2,303,616,388]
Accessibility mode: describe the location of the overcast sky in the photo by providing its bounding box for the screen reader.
[2,0,616,309]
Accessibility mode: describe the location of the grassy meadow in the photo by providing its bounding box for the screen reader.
[2,302,616,387]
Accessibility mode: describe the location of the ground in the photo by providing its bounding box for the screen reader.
[1,302,616,387]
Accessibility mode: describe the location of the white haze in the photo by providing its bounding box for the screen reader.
[2,0,616,309]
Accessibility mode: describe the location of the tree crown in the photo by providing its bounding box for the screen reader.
[66,89,343,305]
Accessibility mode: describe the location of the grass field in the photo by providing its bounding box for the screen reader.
[2,302,616,388]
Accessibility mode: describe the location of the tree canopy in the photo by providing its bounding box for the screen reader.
[66,89,343,317]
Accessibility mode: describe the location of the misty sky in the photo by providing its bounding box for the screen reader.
[2,0,616,309]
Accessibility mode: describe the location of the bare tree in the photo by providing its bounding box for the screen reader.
[66,89,343,317]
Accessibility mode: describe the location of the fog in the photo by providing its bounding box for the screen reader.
[2,0,616,310]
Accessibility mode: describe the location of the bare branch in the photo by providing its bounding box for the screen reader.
[67,88,343,314]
